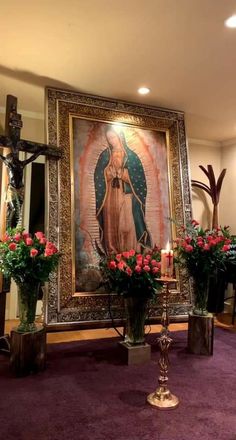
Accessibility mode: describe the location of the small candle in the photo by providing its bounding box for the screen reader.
[161,242,174,277]
[161,249,167,277]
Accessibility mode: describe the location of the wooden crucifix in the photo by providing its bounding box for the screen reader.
[0,94,62,352]
[0,94,62,229]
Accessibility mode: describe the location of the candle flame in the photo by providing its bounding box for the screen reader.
[166,241,170,252]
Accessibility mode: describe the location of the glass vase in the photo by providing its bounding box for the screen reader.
[192,278,209,316]
[124,296,148,345]
[17,281,40,332]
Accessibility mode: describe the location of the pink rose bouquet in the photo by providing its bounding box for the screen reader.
[0,228,59,284]
[100,246,162,298]
[174,220,233,279]
[174,220,236,314]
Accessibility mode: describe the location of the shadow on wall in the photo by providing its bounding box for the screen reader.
[0,64,79,91]
[192,187,211,228]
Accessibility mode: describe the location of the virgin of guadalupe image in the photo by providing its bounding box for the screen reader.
[94,126,152,255]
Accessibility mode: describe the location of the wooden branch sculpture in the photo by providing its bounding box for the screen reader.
[191,165,226,229]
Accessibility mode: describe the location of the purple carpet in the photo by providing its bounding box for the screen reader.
[0,328,236,440]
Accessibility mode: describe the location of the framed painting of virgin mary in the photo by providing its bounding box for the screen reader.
[73,120,171,293]
[46,88,192,329]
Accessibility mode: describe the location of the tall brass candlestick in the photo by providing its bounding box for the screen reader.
[147,278,179,410]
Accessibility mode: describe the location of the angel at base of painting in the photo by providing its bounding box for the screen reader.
[94,126,152,255]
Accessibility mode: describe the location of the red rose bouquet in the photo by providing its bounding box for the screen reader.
[100,246,162,298]
[0,228,59,284]
[175,220,232,277]
[174,220,233,314]
[0,228,60,332]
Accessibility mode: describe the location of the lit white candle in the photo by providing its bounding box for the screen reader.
[161,249,167,277]
[161,241,174,277]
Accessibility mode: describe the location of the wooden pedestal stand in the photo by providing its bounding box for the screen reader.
[10,325,46,376]
[147,278,179,410]
[187,312,214,356]
[0,291,10,353]
[0,275,11,354]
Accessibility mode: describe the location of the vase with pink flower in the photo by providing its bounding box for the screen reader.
[101,247,162,345]
[0,228,59,332]
[175,221,233,316]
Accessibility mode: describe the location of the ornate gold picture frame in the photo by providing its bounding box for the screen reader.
[46,88,192,330]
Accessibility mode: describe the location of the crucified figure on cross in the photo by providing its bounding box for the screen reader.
[0,149,44,228]
[0,94,62,229]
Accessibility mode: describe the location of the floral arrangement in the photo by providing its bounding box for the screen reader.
[100,246,162,298]
[174,220,235,314]
[174,220,233,279]
[0,228,59,284]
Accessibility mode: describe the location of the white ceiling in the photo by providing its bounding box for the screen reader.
[1,0,236,141]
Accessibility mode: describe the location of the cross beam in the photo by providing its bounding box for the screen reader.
[0,135,62,159]
[0,94,62,159]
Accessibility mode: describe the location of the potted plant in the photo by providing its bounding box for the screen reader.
[100,246,162,345]
[0,228,59,332]
[174,220,232,315]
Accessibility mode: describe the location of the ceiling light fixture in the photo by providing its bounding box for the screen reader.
[138,87,150,95]
[224,15,236,28]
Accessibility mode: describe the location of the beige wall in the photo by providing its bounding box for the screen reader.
[188,139,236,233]
[0,111,44,141]
[220,143,236,234]
[188,141,222,229]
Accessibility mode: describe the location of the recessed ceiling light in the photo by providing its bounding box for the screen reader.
[138,87,150,95]
[224,15,236,28]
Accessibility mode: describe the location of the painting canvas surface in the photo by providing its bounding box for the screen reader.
[72,119,171,292]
